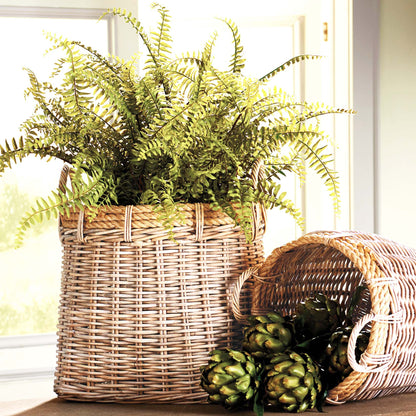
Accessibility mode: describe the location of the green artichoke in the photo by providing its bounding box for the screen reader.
[242,312,294,360]
[200,348,261,410]
[294,293,345,340]
[325,326,369,388]
[264,350,323,413]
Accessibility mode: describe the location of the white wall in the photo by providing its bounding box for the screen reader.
[378,0,416,247]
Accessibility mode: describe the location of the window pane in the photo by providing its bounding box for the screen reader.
[0,15,108,336]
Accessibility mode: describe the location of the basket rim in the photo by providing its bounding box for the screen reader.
[59,203,266,230]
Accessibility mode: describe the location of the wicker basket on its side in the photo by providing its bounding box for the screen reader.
[233,230,416,403]
[54,167,265,403]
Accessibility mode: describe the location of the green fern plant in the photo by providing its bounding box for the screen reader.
[0,4,352,245]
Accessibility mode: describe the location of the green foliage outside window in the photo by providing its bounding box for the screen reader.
[0,183,54,251]
[0,183,58,335]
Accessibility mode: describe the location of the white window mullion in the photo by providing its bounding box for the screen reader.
[0,0,138,59]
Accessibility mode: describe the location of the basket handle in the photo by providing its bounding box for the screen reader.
[58,164,74,193]
[250,160,267,239]
[348,310,402,373]
[231,266,259,323]
[58,164,89,241]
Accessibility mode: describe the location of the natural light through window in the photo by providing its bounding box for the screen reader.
[0,15,109,336]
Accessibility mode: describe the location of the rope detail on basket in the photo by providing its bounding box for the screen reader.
[195,203,204,242]
[347,310,403,373]
[124,205,133,242]
[369,277,401,287]
[76,209,85,242]
[321,231,357,243]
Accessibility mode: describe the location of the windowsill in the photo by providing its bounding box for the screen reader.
[2,385,416,416]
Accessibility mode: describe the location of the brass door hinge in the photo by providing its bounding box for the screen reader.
[323,22,328,41]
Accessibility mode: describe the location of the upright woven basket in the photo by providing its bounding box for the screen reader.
[54,168,265,403]
[233,230,416,404]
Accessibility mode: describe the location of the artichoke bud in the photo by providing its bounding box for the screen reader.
[324,326,370,387]
[268,312,285,323]
[210,350,229,362]
[212,362,229,373]
[235,374,251,391]
[303,372,314,388]
[211,373,235,386]
[243,312,294,360]
[273,360,293,373]
[208,393,222,403]
[269,353,290,364]
[253,332,270,346]
[290,352,304,363]
[245,387,255,400]
[220,383,240,396]
[268,384,286,397]
[224,394,241,407]
[264,338,284,352]
[298,401,309,413]
[279,393,297,405]
[282,375,301,389]
[292,386,309,401]
[266,322,284,334]
[225,362,246,378]
[267,372,285,386]
[257,324,271,335]
[200,348,261,410]
[245,360,256,377]
[229,350,246,363]
[295,293,344,339]
[289,363,306,378]
[264,350,322,413]
[250,315,268,324]
[310,387,318,403]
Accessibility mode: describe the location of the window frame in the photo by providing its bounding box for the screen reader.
[0,0,139,59]
[0,0,138,383]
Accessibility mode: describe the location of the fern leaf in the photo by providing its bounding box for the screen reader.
[219,18,245,73]
[150,3,172,64]
[259,54,322,82]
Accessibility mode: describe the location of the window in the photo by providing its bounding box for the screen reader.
[0,0,137,396]
[0,0,137,338]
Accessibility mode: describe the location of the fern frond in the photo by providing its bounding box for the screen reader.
[259,54,322,82]
[15,167,114,247]
[0,137,27,173]
[295,107,355,124]
[1,5,352,242]
[150,3,172,64]
[295,134,340,213]
[101,8,156,64]
[219,18,245,73]
[102,7,170,103]
[255,180,304,227]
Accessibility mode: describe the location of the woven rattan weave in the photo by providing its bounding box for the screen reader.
[233,230,416,404]
[54,166,265,403]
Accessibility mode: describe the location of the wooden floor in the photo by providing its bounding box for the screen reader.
[3,393,416,416]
